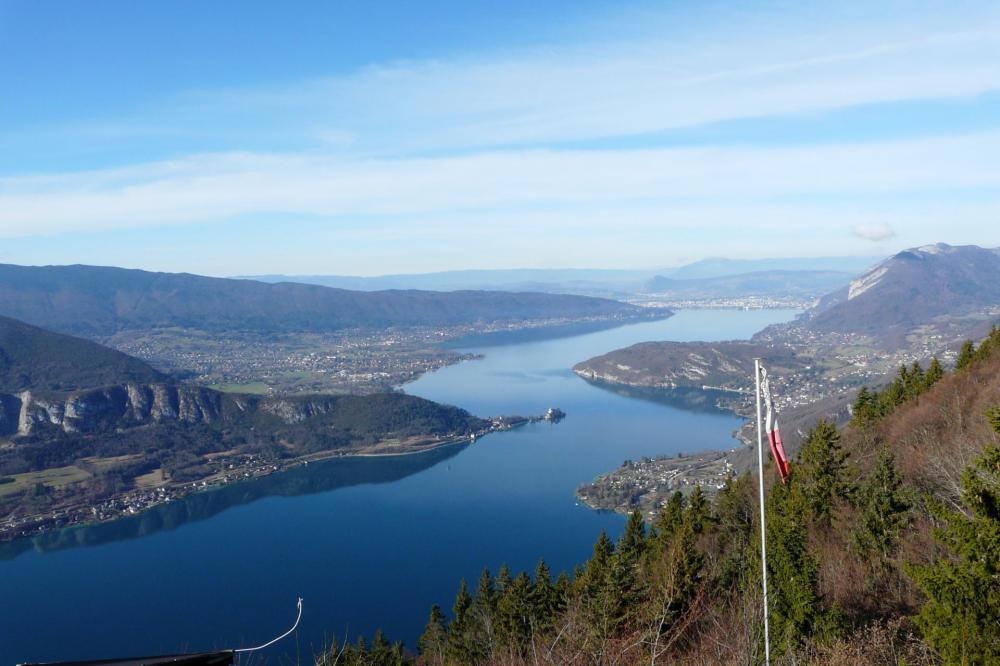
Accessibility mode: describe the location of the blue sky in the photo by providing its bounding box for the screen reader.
[2,0,999,276]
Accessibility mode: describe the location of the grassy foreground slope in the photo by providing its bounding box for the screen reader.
[321,327,1000,665]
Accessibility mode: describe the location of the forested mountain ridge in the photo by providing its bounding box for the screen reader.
[0,263,649,338]
[0,315,167,393]
[322,326,1000,665]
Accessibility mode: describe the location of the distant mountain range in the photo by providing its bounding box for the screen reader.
[665,255,880,280]
[0,263,648,339]
[241,255,881,298]
[641,270,854,301]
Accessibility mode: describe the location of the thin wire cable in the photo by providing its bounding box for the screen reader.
[234,598,303,653]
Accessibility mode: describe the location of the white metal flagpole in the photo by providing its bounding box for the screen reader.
[755,359,772,665]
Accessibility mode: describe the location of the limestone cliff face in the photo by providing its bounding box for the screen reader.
[0,384,478,443]
[0,384,232,437]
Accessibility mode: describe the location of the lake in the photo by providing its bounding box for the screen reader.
[0,309,797,663]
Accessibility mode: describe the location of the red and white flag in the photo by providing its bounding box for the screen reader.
[760,366,791,482]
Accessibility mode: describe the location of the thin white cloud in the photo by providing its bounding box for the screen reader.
[852,223,896,242]
[1,132,998,237]
[174,5,1000,154]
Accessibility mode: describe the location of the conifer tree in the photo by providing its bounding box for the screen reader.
[447,579,474,664]
[976,325,1000,361]
[475,567,497,616]
[604,546,639,635]
[904,361,925,398]
[850,450,912,571]
[797,419,853,525]
[924,356,945,389]
[619,509,647,565]
[554,570,572,616]
[650,491,684,549]
[418,605,448,663]
[764,479,824,656]
[685,486,710,536]
[910,442,1000,664]
[956,340,976,370]
[497,571,533,651]
[851,386,877,426]
[583,530,615,602]
[531,559,557,632]
[467,568,496,663]
[713,474,755,588]
[581,530,616,649]
[368,630,408,666]
[496,563,513,594]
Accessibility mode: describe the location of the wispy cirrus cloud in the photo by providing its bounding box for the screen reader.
[163,7,1000,155]
[2,132,999,237]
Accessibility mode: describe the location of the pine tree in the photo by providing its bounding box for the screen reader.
[685,486,710,536]
[466,568,496,664]
[447,579,474,664]
[956,340,976,370]
[369,630,408,666]
[850,450,912,571]
[554,570,572,616]
[924,357,945,389]
[910,443,1000,664]
[852,386,877,426]
[798,419,853,526]
[418,605,448,664]
[496,563,513,594]
[713,474,755,588]
[904,361,925,398]
[976,325,1000,361]
[764,479,824,657]
[531,559,557,632]
[603,546,639,635]
[475,567,496,613]
[497,571,533,652]
[583,530,615,602]
[619,509,647,565]
[650,491,684,548]
[581,530,616,649]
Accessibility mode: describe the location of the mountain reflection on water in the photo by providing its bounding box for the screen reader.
[578,380,735,415]
[0,444,463,561]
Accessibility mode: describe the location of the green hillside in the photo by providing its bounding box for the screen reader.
[0,315,167,393]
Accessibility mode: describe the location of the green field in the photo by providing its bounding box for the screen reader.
[207,382,270,394]
[0,465,93,497]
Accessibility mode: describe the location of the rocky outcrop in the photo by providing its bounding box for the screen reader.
[0,383,445,440]
[0,384,231,437]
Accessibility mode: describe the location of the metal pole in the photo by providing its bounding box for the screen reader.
[755,359,771,666]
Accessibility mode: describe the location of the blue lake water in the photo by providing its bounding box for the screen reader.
[0,309,797,663]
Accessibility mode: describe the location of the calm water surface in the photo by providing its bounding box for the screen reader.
[0,309,797,663]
